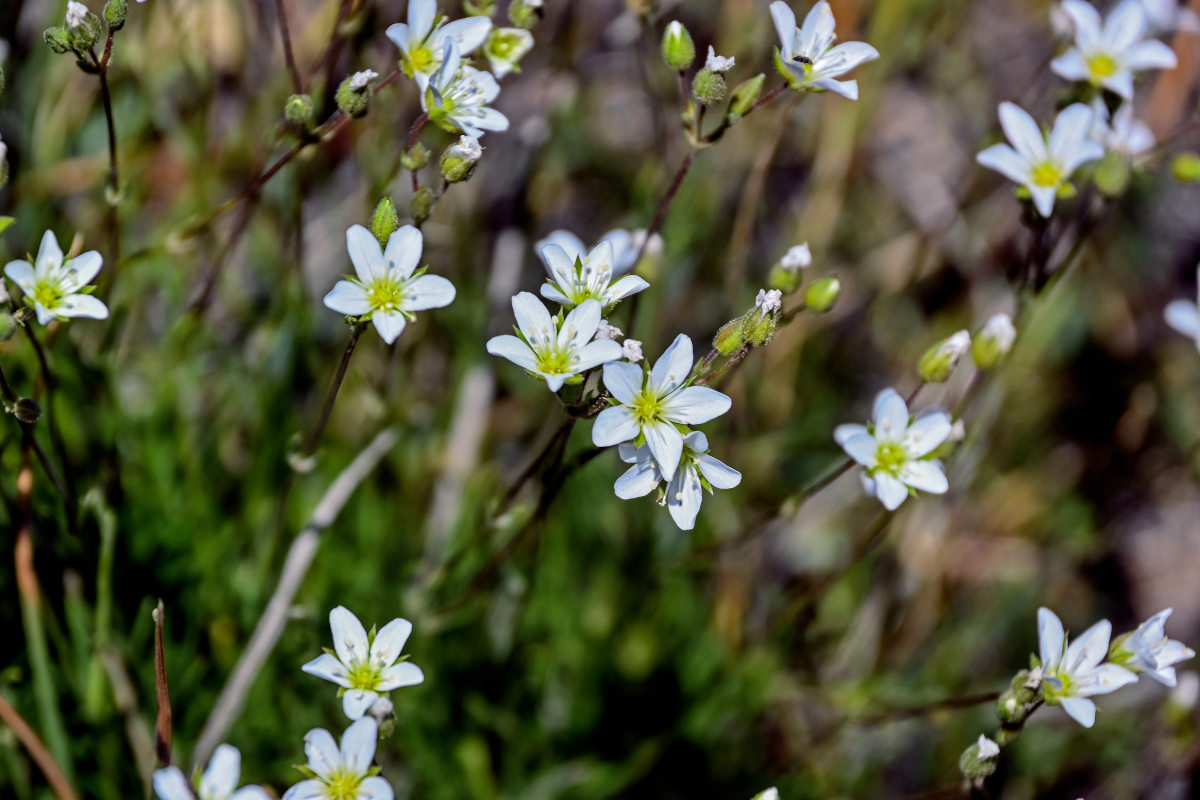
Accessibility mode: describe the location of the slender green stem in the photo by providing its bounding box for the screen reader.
[301,325,364,458]
[0,361,17,405]
[22,326,74,508]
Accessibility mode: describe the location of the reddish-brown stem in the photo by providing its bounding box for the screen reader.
[0,694,80,800]
[273,0,304,94]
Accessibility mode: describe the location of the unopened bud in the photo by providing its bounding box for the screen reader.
[622,339,644,363]
[1093,152,1131,197]
[411,186,435,224]
[335,75,371,118]
[803,276,840,312]
[1171,152,1200,183]
[769,264,801,293]
[972,313,1016,369]
[463,0,496,15]
[727,73,764,121]
[958,735,1000,781]
[507,0,544,29]
[918,330,971,383]
[370,197,400,248]
[103,0,127,30]
[713,317,746,355]
[742,289,782,346]
[692,69,727,106]
[66,3,102,51]
[596,320,623,340]
[14,397,43,424]
[661,21,696,71]
[285,94,314,126]
[440,135,483,183]
[401,142,430,172]
[43,27,74,54]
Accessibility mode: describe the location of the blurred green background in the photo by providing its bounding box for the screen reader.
[2,0,1200,798]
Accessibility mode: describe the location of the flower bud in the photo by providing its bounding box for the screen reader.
[622,339,644,363]
[285,93,315,127]
[463,0,496,15]
[43,27,74,55]
[769,264,801,293]
[66,3,103,51]
[1171,152,1200,183]
[972,313,1015,369]
[596,320,623,340]
[411,186,436,224]
[507,0,544,29]
[103,0,127,31]
[370,197,400,248]
[713,317,747,355]
[726,73,764,122]
[742,289,782,346]
[401,142,430,172]
[803,276,840,313]
[692,68,727,105]
[958,735,1000,781]
[1093,152,1131,197]
[439,135,483,183]
[335,75,371,118]
[14,397,43,424]
[661,21,696,71]
[918,330,971,383]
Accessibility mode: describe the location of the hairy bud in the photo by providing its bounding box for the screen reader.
[918,330,971,383]
[103,0,127,30]
[370,197,400,248]
[411,186,436,224]
[285,94,315,127]
[401,142,431,172]
[803,276,841,313]
[44,27,74,55]
[1093,152,1131,197]
[958,735,1000,781]
[440,136,483,183]
[335,76,371,118]
[463,0,496,15]
[726,73,764,123]
[661,21,695,71]
[692,69,727,105]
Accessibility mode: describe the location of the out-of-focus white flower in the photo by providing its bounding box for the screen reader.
[615,431,741,530]
[834,388,952,510]
[593,334,732,481]
[154,745,270,800]
[770,0,879,100]
[781,243,812,271]
[1164,266,1200,349]
[981,314,1016,354]
[323,225,455,345]
[596,320,623,340]
[537,229,659,276]
[487,294,621,391]
[386,0,492,90]
[3,230,109,325]
[447,134,483,162]
[484,27,534,79]
[1037,607,1138,727]
[538,239,649,309]
[976,102,1104,217]
[282,718,393,800]
[65,1,89,29]
[1110,608,1196,686]
[348,70,378,91]
[1172,672,1200,708]
[1051,0,1177,99]
[705,46,736,73]
[1090,98,1156,161]
[976,735,1000,760]
[423,41,509,138]
[301,606,425,720]
[1137,0,1200,35]
[622,338,644,363]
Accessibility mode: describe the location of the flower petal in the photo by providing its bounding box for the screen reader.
[1038,607,1066,670]
[575,339,623,372]
[383,225,423,278]
[1062,0,1104,50]
[899,460,949,494]
[376,660,425,691]
[301,653,353,688]
[811,77,859,100]
[1050,49,1091,82]
[650,334,694,396]
[538,231,587,263]
[903,410,952,457]
[3,260,36,294]
[1075,663,1138,696]
[385,22,411,51]
[35,230,63,276]
[404,274,456,311]
[303,728,340,779]
[153,767,194,800]
[644,420,684,483]
[770,1,798,56]
[512,291,553,343]
[369,618,413,666]
[999,102,1048,163]
[662,386,732,425]
[1030,184,1058,217]
[592,406,640,447]
[1105,0,1147,52]
[1059,695,1097,727]
[487,335,538,371]
[839,432,878,467]
[408,0,436,39]
[324,281,372,316]
[833,423,868,446]
[696,454,742,490]
[814,40,879,78]
[231,788,274,800]
[346,225,385,283]
[666,464,704,530]
[604,275,650,304]
[434,15,493,54]
[1049,103,1097,165]
[65,251,103,287]
[872,389,909,442]
[1064,618,1112,673]
[57,294,110,320]
[614,460,662,499]
[358,776,395,800]
[282,780,326,800]
[874,472,909,510]
[1124,38,1178,71]
[330,606,370,668]
[201,744,241,800]
[602,361,644,405]
[561,298,602,350]
[340,717,379,774]
[798,0,837,57]
[372,310,408,345]
[538,242,577,287]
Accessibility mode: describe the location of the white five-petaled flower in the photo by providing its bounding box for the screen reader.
[615,431,741,531]
[283,718,392,800]
[4,230,109,325]
[423,41,509,138]
[1037,607,1138,727]
[705,46,736,73]
[770,0,880,100]
[348,70,378,91]
[154,745,270,800]
[1111,608,1196,686]
[484,27,535,79]
[66,1,89,29]
[834,388,952,511]
[302,606,425,720]
[386,0,491,90]
[976,102,1104,217]
[1051,0,1178,99]
[622,339,644,363]
[486,294,621,391]
[448,134,483,162]
[755,288,783,314]
[781,243,812,271]
[1090,98,1155,161]
[536,229,659,276]
[593,334,732,482]
[323,224,455,345]
[538,239,650,309]
[1165,266,1200,349]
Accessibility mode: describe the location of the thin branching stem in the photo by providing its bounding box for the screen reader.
[301,324,364,458]
[273,0,304,94]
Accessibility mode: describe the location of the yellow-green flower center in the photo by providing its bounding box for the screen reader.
[1043,669,1071,700]
[1087,53,1118,80]
[535,347,574,375]
[632,392,664,426]
[366,276,407,313]
[345,660,384,691]
[874,442,908,476]
[324,769,364,800]
[407,46,435,75]
[1031,162,1062,188]
[32,279,65,310]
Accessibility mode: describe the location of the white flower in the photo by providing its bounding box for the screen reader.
[592,334,732,482]
[781,243,812,271]
[1051,0,1177,99]
[976,735,1000,761]
[486,294,621,391]
[756,289,783,314]
[536,229,656,276]
[938,329,972,362]
[538,238,649,309]
[65,1,89,29]
[448,134,482,162]
[976,102,1104,217]
[154,745,270,800]
[348,70,378,91]
[386,0,492,90]
[1165,266,1200,348]
[1090,98,1155,161]
[3,230,109,325]
[422,41,509,138]
[282,718,392,800]
[981,313,1017,354]
[705,46,735,73]
[1037,607,1138,727]
[622,339,643,363]
[1137,0,1200,34]
[301,606,425,720]
[833,388,952,511]
[484,27,534,79]
[770,0,880,100]
[323,224,455,345]
[615,431,741,530]
[1111,608,1196,686]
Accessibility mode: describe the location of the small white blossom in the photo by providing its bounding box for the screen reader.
[3,230,109,325]
[537,229,658,276]
[756,288,783,314]
[386,0,492,90]
[323,224,456,345]
[981,313,1017,355]
[65,1,89,29]
[283,718,392,800]
[1090,98,1155,162]
[622,338,643,363]
[1111,608,1196,686]
[1164,265,1200,349]
[154,745,270,800]
[1037,607,1138,727]
[1051,0,1178,99]
[781,243,812,271]
[423,41,509,138]
[538,238,649,309]
[770,0,880,100]
[834,388,952,510]
[593,334,733,482]
[615,431,741,530]
[487,294,621,391]
[976,102,1104,217]
[348,70,378,91]
[705,46,735,73]
[596,320,623,340]
[976,735,1000,761]
[301,606,425,720]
